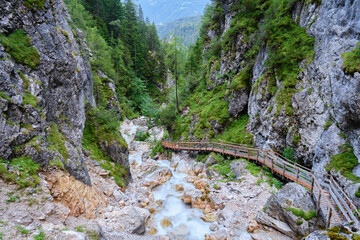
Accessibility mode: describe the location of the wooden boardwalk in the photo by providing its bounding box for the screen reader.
[161,140,360,228]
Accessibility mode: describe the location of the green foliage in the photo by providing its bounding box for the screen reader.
[342,43,360,75]
[283,146,296,162]
[216,115,253,145]
[327,144,360,182]
[75,226,84,232]
[135,130,150,141]
[82,106,128,187]
[293,134,301,145]
[151,141,165,158]
[33,229,46,240]
[16,225,30,235]
[296,219,303,225]
[0,30,40,69]
[23,92,39,107]
[157,16,203,47]
[0,92,12,102]
[229,67,252,91]
[245,161,262,177]
[324,121,333,130]
[355,187,360,198]
[285,207,316,221]
[47,123,69,160]
[23,0,46,9]
[0,156,40,189]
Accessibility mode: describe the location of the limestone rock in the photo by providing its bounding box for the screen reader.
[143,166,172,189]
[117,206,147,235]
[256,183,323,238]
[46,171,106,219]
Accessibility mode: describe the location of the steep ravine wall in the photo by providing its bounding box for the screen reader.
[204,0,360,175]
[0,0,129,186]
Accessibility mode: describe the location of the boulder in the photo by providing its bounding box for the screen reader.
[256,183,323,238]
[169,224,189,240]
[62,231,86,240]
[183,189,202,204]
[117,206,147,235]
[143,167,172,189]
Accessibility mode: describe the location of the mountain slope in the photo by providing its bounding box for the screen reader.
[136,0,210,24]
[157,15,202,46]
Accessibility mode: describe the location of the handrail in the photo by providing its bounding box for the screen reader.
[161,140,360,228]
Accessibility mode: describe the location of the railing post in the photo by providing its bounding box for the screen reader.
[271,158,274,174]
[247,150,250,160]
[282,163,286,180]
[310,177,314,196]
[256,151,259,162]
[234,148,237,157]
[327,208,333,229]
[316,191,322,217]
[296,169,299,184]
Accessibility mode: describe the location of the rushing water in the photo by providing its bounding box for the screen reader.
[121,119,211,239]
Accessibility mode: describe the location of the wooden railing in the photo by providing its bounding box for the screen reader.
[161,140,360,228]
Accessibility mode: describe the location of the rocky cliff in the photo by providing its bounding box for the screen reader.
[0,0,130,186]
[200,0,360,181]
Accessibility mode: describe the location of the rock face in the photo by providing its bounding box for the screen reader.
[0,0,95,184]
[256,183,323,238]
[247,0,360,170]
[0,0,130,186]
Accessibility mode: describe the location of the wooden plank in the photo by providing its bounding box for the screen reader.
[330,180,358,224]
[329,187,351,222]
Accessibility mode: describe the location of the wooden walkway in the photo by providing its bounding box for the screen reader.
[161,140,360,228]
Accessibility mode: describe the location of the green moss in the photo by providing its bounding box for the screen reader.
[23,0,46,9]
[82,106,129,187]
[0,91,12,102]
[296,219,303,225]
[229,67,252,91]
[49,159,65,170]
[46,122,69,160]
[324,121,333,130]
[0,156,40,189]
[285,207,316,221]
[293,134,301,145]
[135,130,150,141]
[246,161,262,177]
[355,187,360,198]
[0,30,40,69]
[216,115,253,145]
[327,144,360,182]
[342,43,360,75]
[22,92,39,107]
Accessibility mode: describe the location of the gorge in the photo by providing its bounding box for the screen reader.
[0,0,359,239]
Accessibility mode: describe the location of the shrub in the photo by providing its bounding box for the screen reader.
[342,43,360,75]
[33,229,46,240]
[23,0,46,9]
[135,130,150,141]
[0,30,40,69]
[326,144,360,182]
[283,146,296,162]
[285,207,316,221]
[355,187,360,198]
[47,123,69,160]
[151,141,165,158]
[324,121,333,130]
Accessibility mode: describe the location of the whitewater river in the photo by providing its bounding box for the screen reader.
[121,119,212,239]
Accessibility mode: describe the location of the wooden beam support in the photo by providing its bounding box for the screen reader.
[296,169,299,183]
[282,163,286,180]
[316,191,322,217]
[327,208,333,229]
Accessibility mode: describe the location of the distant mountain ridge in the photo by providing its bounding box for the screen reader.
[157,15,202,46]
[136,0,210,24]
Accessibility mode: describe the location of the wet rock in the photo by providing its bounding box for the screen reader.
[204,154,217,168]
[183,189,202,204]
[160,218,172,228]
[169,224,190,240]
[303,230,330,240]
[175,184,184,192]
[143,167,172,189]
[194,179,207,190]
[201,212,218,223]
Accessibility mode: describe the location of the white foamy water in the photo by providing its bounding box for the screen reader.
[121,119,211,239]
